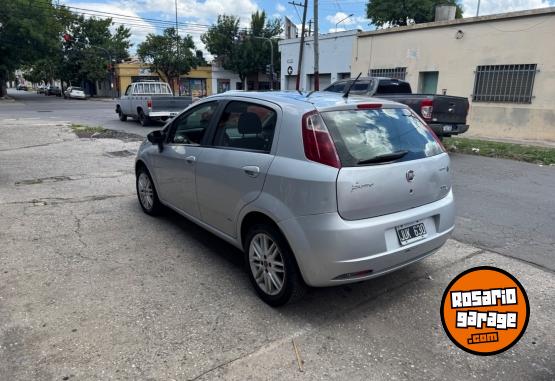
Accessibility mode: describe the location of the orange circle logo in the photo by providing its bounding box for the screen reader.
[440,266,529,356]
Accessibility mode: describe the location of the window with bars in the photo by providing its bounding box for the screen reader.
[370,67,407,80]
[472,64,537,103]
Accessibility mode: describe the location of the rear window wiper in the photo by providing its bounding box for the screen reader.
[357,150,409,165]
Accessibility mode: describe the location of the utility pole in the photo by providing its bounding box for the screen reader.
[175,0,181,95]
[476,0,481,16]
[313,0,319,90]
[308,19,312,36]
[292,0,308,91]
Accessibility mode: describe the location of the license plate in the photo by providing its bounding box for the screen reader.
[443,125,453,132]
[396,221,427,246]
[169,112,178,117]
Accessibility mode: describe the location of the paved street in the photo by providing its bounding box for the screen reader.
[0,93,554,380]
[3,89,554,271]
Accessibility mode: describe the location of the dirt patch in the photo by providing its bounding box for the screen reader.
[70,124,144,142]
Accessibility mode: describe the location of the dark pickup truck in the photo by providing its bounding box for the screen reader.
[324,77,469,137]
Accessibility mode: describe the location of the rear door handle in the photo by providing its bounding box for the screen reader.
[242,166,260,178]
[185,155,196,163]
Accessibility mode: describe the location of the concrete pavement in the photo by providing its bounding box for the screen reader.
[0,116,553,379]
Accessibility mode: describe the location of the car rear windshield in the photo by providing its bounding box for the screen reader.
[375,80,412,94]
[320,108,443,166]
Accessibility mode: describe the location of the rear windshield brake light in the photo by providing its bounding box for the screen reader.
[357,103,382,109]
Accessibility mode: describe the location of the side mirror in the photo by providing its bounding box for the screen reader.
[147,130,165,151]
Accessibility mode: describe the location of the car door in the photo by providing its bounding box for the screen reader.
[195,99,279,237]
[150,101,220,218]
[120,84,133,115]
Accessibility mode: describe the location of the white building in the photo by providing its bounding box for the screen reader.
[211,61,243,93]
[278,30,358,91]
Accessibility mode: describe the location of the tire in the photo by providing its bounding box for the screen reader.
[244,223,306,306]
[138,109,150,126]
[136,167,163,215]
[118,109,127,121]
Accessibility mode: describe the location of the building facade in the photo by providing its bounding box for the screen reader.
[278,30,358,91]
[352,7,555,142]
[114,61,242,98]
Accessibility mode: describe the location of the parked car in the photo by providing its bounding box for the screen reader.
[116,81,193,126]
[16,84,28,91]
[37,85,46,94]
[135,91,455,306]
[324,77,469,138]
[64,86,86,99]
[45,86,62,97]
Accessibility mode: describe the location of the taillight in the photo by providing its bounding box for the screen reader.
[420,98,433,121]
[147,99,152,109]
[302,111,341,168]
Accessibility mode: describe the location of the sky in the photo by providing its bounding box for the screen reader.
[60,0,555,57]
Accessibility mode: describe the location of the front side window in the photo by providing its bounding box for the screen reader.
[212,101,277,153]
[168,102,218,145]
[321,108,443,167]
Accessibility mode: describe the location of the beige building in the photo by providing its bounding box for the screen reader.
[352,7,555,142]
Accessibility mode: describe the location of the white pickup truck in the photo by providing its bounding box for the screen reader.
[115,81,193,126]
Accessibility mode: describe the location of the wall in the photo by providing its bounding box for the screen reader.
[352,9,555,142]
[279,30,357,91]
[115,62,214,96]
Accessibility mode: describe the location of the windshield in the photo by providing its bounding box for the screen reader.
[320,108,443,166]
[72,87,83,91]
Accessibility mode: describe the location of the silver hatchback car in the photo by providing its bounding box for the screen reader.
[135,91,455,306]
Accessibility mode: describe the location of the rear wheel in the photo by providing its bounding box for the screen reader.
[136,167,162,215]
[138,109,150,126]
[245,224,306,306]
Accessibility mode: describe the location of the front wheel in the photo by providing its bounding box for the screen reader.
[136,167,162,215]
[245,224,306,306]
[118,109,127,121]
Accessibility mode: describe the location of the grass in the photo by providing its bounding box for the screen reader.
[443,137,555,165]
[70,124,107,135]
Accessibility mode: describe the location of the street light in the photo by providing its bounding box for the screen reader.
[335,13,354,31]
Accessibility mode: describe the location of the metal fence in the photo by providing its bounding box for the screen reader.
[369,67,407,80]
[472,64,538,103]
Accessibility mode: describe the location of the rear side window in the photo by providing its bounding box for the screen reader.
[212,101,277,153]
[321,108,443,166]
[375,80,412,94]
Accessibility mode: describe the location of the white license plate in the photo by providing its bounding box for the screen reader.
[396,221,427,246]
[443,125,453,132]
[169,112,178,117]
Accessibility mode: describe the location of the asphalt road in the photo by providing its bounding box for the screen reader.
[1,116,553,379]
[3,89,554,272]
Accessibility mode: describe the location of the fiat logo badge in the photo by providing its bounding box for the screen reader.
[406,170,415,182]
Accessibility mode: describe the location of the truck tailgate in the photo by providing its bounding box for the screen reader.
[431,96,468,124]
[151,96,192,112]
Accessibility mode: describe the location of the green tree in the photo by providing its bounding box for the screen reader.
[366,0,463,27]
[62,16,131,88]
[137,28,200,94]
[0,0,67,96]
[201,11,282,88]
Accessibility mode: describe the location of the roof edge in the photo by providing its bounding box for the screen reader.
[358,6,555,37]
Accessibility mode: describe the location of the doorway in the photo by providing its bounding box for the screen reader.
[419,71,439,94]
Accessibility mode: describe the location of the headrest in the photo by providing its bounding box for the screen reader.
[238,112,262,135]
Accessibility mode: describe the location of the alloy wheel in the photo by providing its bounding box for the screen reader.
[137,172,154,210]
[249,233,286,296]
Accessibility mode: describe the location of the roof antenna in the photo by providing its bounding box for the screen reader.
[343,72,362,98]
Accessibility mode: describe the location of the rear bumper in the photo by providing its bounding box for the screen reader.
[278,190,455,287]
[148,111,179,118]
[429,123,469,136]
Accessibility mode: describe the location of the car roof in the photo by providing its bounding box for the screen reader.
[209,91,406,111]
